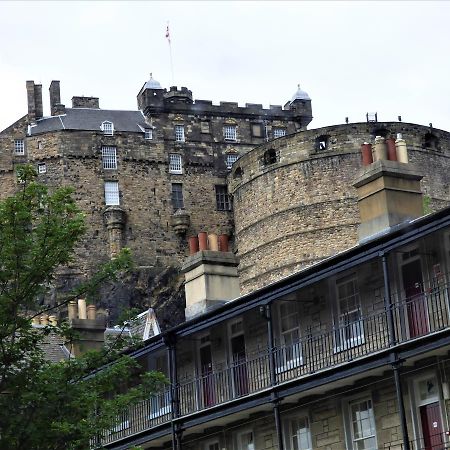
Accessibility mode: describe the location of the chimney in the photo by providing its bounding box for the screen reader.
[49,81,65,116]
[71,96,100,109]
[353,137,423,241]
[182,235,239,320]
[34,84,43,120]
[26,80,36,122]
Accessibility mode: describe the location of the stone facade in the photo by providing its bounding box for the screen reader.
[229,122,450,293]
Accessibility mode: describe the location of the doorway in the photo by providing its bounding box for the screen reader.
[199,336,215,407]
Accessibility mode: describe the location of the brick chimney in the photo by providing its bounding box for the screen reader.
[26,80,43,122]
[182,234,239,320]
[353,135,424,241]
[49,80,65,115]
[72,96,100,109]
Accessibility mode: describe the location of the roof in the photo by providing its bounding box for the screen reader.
[291,84,311,102]
[29,108,148,135]
[33,325,73,362]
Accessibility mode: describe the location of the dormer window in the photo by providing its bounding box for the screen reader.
[144,128,153,140]
[101,121,114,136]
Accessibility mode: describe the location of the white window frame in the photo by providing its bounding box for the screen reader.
[344,396,378,450]
[169,153,183,174]
[236,429,255,450]
[224,125,237,141]
[104,181,120,206]
[276,301,302,373]
[334,275,365,352]
[171,183,184,210]
[101,121,114,136]
[101,146,117,170]
[148,389,171,419]
[273,128,287,139]
[37,163,47,174]
[226,153,239,170]
[14,139,25,155]
[144,128,153,140]
[284,414,312,450]
[174,124,185,142]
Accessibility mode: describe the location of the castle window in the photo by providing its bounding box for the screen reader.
[233,167,243,180]
[174,124,185,142]
[144,128,153,140]
[37,163,47,174]
[171,183,184,210]
[424,132,439,150]
[215,185,231,211]
[273,128,286,139]
[37,141,43,150]
[226,153,239,170]
[224,125,237,141]
[101,146,117,170]
[200,121,210,134]
[14,139,25,155]
[316,135,329,151]
[104,181,120,206]
[263,148,278,166]
[101,121,114,136]
[169,153,183,174]
[251,123,263,138]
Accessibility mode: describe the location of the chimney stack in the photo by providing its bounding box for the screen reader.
[49,80,65,116]
[26,81,44,122]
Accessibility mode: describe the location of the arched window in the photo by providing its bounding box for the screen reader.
[101,121,114,136]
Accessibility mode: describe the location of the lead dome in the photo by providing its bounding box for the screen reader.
[291,84,311,102]
[144,74,163,90]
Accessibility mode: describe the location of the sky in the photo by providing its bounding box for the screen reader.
[1,1,449,132]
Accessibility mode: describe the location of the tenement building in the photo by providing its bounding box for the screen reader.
[96,146,450,450]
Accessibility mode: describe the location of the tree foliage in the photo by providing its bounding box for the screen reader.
[0,166,165,450]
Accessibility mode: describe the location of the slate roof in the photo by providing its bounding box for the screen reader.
[30,108,148,135]
[33,325,73,363]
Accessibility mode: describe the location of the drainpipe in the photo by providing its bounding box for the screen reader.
[262,303,284,450]
[166,334,181,450]
[381,254,410,450]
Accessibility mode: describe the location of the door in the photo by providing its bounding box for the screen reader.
[231,333,248,396]
[200,342,215,407]
[420,402,444,450]
[402,258,429,337]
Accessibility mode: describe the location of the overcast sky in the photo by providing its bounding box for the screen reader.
[1,1,449,132]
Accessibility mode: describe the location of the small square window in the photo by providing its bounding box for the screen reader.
[171,183,184,210]
[273,128,286,139]
[102,121,114,136]
[251,124,263,138]
[14,139,25,155]
[169,153,183,174]
[224,125,237,141]
[226,154,239,170]
[37,163,47,174]
[104,181,120,206]
[215,185,231,211]
[102,146,117,170]
[174,124,185,142]
[145,128,153,140]
[201,121,210,134]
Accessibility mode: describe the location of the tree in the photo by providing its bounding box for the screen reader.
[0,166,165,450]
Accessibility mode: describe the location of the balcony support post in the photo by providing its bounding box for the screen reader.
[393,361,410,450]
[381,253,396,346]
[166,334,181,450]
[273,399,284,450]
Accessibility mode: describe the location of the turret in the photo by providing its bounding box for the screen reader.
[137,73,165,112]
[284,84,313,129]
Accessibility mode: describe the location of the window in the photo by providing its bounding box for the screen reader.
[169,153,183,174]
[174,124,185,142]
[237,431,254,450]
[251,123,263,138]
[37,141,43,150]
[336,276,364,350]
[144,128,153,140]
[224,125,237,141]
[101,121,114,136]
[226,153,239,170]
[37,163,47,174]
[104,181,119,206]
[348,398,377,450]
[200,121,210,134]
[316,135,329,151]
[14,139,25,155]
[101,146,117,170]
[215,185,231,211]
[171,183,184,210]
[273,128,286,139]
[148,390,171,419]
[204,441,220,450]
[263,149,278,166]
[276,302,301,371]
[287,416,312,450]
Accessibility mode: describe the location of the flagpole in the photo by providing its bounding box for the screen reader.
[166,21,175,85]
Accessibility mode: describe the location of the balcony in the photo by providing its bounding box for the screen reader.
[100,282,450,446]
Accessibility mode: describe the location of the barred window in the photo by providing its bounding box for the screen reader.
[104,181,120,206]
[169,153,183,174]
[273,128,286,138]
[101,146,117,169]
[171,183,184,210]
[174,125,185,142]
[223,125,237,141]
[37,163,47,174]
[144,128,153,140]
[101,121,114,136]
[14,139,25,155]
[215,185,231,211]
[226,153,239,170]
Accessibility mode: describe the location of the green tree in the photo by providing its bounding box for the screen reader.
[0,166,164,450]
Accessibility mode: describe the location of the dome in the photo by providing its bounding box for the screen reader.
[144,73,163,90]
[291,84,310,102]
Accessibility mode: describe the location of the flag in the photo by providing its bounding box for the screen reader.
[166,24,171,44]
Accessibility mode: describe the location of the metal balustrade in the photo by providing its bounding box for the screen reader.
[384,430,450,450]
[101,283,450,445]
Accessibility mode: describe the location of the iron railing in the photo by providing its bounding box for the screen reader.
[101,283,450,445]
[384,430,450,449]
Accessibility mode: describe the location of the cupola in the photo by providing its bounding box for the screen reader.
[290,84,311,102]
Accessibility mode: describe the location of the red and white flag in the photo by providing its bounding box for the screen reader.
[166,24,171,44]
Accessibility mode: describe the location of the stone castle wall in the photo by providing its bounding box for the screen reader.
[229,122,450,293]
